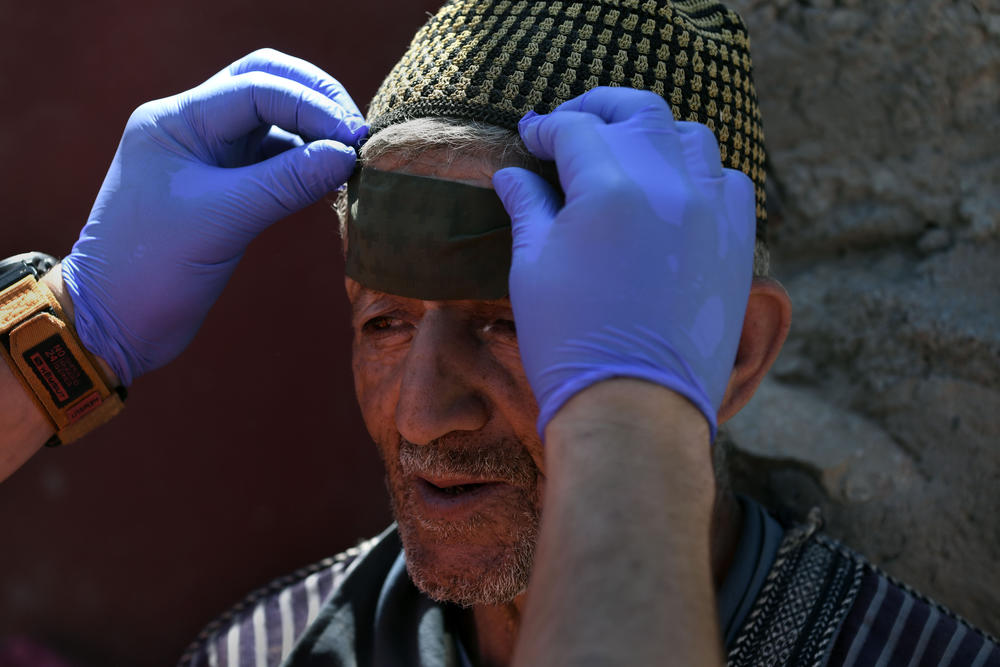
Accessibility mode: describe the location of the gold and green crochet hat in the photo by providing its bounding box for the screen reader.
[367,0,768,239]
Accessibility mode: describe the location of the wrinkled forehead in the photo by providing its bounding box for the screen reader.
[344,166,514,301]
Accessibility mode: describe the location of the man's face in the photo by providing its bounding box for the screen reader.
[346,152,545,607]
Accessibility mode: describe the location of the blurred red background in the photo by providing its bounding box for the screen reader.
[0,1,441,664]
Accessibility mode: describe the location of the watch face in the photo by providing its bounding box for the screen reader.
[0,253,57,288]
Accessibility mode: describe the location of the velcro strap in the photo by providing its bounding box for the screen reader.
[0,275,61,333]
[1,277,124,445]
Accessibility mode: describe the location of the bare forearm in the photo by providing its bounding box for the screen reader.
[0,354,52,481]
[514,379,721,666]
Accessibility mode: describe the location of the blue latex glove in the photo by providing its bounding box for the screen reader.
[492,87,755,440]
[61,49,366,385]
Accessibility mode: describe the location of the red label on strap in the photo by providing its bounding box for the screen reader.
[66,391,103,423]
[29,351,69,402]
[24,334,93,408]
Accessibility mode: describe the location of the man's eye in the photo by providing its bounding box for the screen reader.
[483,319,517,336]
[362,316,408,335]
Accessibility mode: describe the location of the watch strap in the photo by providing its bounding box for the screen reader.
[0,272,124,446]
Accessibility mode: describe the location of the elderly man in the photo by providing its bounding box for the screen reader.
[1,0,998,665]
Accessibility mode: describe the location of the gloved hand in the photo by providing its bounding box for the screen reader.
[492,87,755,440]
[61,48,366,386]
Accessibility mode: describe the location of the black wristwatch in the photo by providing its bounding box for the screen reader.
[0,252,58,288]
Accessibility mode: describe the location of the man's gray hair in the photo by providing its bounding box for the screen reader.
[337,116,770,278]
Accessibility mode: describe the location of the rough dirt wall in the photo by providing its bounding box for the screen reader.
[723,0,999,635]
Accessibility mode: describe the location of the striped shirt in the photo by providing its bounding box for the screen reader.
[826,569,1000,667]
[179,521,1000,667]
[177,537,377,667]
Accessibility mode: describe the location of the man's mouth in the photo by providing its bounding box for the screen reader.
[418,475,499,496]
[434,483,484,495]
[410,475,516,521]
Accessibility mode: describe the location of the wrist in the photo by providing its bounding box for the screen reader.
[545,379,716,507]
[40,265,121,388]
[527,378,720,665]
[0,258,122,477]
[546,379,711,447]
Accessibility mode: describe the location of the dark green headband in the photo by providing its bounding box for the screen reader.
[345,168,513,300]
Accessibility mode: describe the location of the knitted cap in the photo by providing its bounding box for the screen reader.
[367,0,767,239]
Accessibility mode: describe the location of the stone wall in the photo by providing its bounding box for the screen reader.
[724,0,999,635]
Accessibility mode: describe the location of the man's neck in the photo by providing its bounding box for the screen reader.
[711,488,744,589]
[464,597,522,667]
[465,490,744,666]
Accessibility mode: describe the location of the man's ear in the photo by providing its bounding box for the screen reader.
[717,278,792,425]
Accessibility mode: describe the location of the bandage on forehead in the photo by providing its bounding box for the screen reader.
[345,167,513,300]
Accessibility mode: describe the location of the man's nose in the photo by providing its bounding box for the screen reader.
[395,311,489,445]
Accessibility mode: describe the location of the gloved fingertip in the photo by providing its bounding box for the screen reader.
[492,168,561,255]
[245,139,357,219]
[346,116,368,138]
[491,167,518,195]
[491,166,534,213]
[315,138,356,156]
[517,110,541,134]
[304,139,357,188]
[721,168,755,244]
